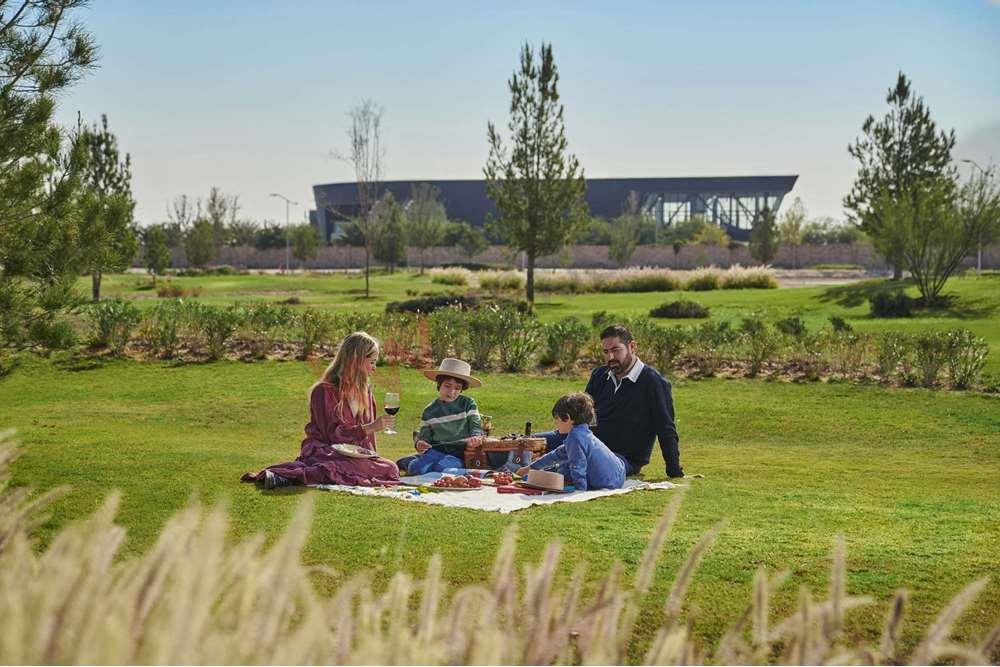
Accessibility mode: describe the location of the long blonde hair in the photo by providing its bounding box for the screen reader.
[314,331,379,421]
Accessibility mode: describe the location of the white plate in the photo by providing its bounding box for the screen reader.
[331,443,377,458]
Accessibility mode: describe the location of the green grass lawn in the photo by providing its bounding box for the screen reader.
[2,355,998,658]
[91,270,1000,375]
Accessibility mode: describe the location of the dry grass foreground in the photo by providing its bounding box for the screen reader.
[0,430,997,665]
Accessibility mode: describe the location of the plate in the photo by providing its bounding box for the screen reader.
[331,443,377,458]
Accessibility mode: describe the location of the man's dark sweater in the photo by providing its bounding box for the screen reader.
[584,362,683,477]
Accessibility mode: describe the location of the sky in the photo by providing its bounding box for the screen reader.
[53,0,1000,227]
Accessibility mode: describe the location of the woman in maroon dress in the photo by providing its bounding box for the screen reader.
[242,331,400,489]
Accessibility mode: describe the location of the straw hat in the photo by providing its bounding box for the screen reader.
[422,357,482,388]
[521,469,567,493]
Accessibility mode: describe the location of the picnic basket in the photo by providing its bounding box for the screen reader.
[464,435,547,470]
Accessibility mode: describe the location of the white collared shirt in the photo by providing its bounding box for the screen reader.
[607,358,645,393]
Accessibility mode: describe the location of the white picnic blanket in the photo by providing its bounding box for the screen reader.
[311,479,679,513]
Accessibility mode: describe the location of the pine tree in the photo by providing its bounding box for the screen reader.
[289,224,320,270]
[143,225,171,285]
[371,192,407,273]
[484,42,588,309]
[844,72,956,280]
[749,207,779,265]
[79,114,138,300]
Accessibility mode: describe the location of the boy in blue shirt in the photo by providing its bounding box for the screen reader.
[518,392,625,491]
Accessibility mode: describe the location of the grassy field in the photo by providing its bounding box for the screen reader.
[3,270,996,659]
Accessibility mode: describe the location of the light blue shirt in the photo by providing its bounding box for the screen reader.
[529,424,626,491]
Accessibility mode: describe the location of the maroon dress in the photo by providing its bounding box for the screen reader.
[242,382,399,486]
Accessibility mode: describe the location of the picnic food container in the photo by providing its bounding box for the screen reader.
[464,436,547,469]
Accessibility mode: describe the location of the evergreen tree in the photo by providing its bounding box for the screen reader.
[456,222,488,262]
[406,183,447,274]
[143,225,171,285]
[844,72,956,280]
[79,114,138,300]
[607,191,642,267]
[749,207,779,265]
[184,219,216,268]
[289,224,320,270]
[371,192,407,273]
[484,42,588,309]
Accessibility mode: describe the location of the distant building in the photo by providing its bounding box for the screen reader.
[311,175,798,243]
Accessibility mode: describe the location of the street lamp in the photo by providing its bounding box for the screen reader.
[961,159,988,275]
[269,193,298,273]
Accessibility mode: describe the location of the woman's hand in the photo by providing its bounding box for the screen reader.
[366,415,395,433]
[415,439,431,453]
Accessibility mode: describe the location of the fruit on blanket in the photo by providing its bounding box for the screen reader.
[432,474,482,488]
[492,471,514,486]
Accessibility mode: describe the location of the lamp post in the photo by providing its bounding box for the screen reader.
[961,159,987,275]
[269,193,298,273]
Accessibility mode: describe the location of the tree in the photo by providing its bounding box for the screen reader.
[883,167,1000,304]
[370,192,407,272]
[143,225,171,285]
[288,224,320,270]
[335,99,384,297]
[607,191,643,267]
[692,218,730,247]
[79,114,138,300]
[204,186,238,251]
[228,219,259,247]
[184,218,216,268]
[484,42,588,309]
[778,197,806,268]
[0,0,96,284]
[253,222,286,250]
[456,222,488,261]
[661,218,700,268]
[749,206,779,265]
[406,183,447,273]
[845,72,956,280]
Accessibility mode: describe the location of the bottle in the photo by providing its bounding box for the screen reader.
[524,420,532,437]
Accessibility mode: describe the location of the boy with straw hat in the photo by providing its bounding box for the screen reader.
[399,358,486,475]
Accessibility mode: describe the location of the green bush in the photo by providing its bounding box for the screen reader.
[914,330,950,388]
[429,268,471,286]
[603,273,682,293]
[685,272,720,291]
[240,302,294,359]
[27,317,77,351]
[874,332,911,381]
[944,329,989,389]
[689,321,737,377]
[829,316,853,333]
[775,316,807,338]
[478,271,523,292]
[386,294,478,314]
[86,299,141,356]
[869,291,913,318]
[496,309,542,372]
[465,307,506,370]
[427,307,467,361]
[649,300,709,319]
[299,308,335,359]
[192,304,244,360]
[543,317,590,371]
[645,325,692,373]
[740,316,780,378]
[380,312,419,362]
[720,270,778,290]
[143,300,190,358]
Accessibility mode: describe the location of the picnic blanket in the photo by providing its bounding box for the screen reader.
[311,478,679,513]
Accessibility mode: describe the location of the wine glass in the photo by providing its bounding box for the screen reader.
[383,392,400,434]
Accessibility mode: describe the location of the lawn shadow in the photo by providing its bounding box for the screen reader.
[915,294,998,320]
[52,351,108,373]
[818,279,907,308]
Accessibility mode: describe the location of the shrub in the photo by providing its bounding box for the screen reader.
[298,308,336,359]
[685,268,720,291]
[465,307,506,370]
[590,310,619,330]
[143,299,190,358]
[86,299,141,356]
[688,320,737,376]
[27,317,78,350]
[603,270,682,293]
[496,308,542,371]
[192,304,244,360]
[826,331,869,377]
[914,330,950,388]
[874,331,911,381]
[156,281,202,299]
[720,265,778,289]
[478,270,524,292]
[534,272,589,294]
[828,315,853,333]
[775,316,807,338]
[543,317,590,371]
[869,291,913,318]
[380,312,419,362]
[645,325,692,373]
[240,302,294,359]
[649,300,709,319]
[386,294,477,314]
[427,307,467,361]
[428,267,471,286]
[944,329,989,389]
[740,316,780,378]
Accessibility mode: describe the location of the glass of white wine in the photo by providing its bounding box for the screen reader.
[383,392,400,434]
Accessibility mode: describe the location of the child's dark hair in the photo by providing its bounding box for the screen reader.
[552,392,596,425]
[436,375,468,391]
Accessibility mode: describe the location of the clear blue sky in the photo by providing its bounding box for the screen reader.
[54,0,1000,226]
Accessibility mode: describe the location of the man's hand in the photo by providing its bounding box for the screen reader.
[516,466,530,477]
[465,435,485,446]
[415,440,431,453]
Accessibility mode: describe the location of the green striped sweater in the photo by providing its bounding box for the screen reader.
[418,395,483,456]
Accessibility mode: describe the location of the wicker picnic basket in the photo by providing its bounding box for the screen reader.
[464,435,547,469]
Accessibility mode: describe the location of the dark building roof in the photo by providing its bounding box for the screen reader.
[313,175,798,227]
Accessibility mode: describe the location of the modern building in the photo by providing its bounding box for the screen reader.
[311,175,797,243]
